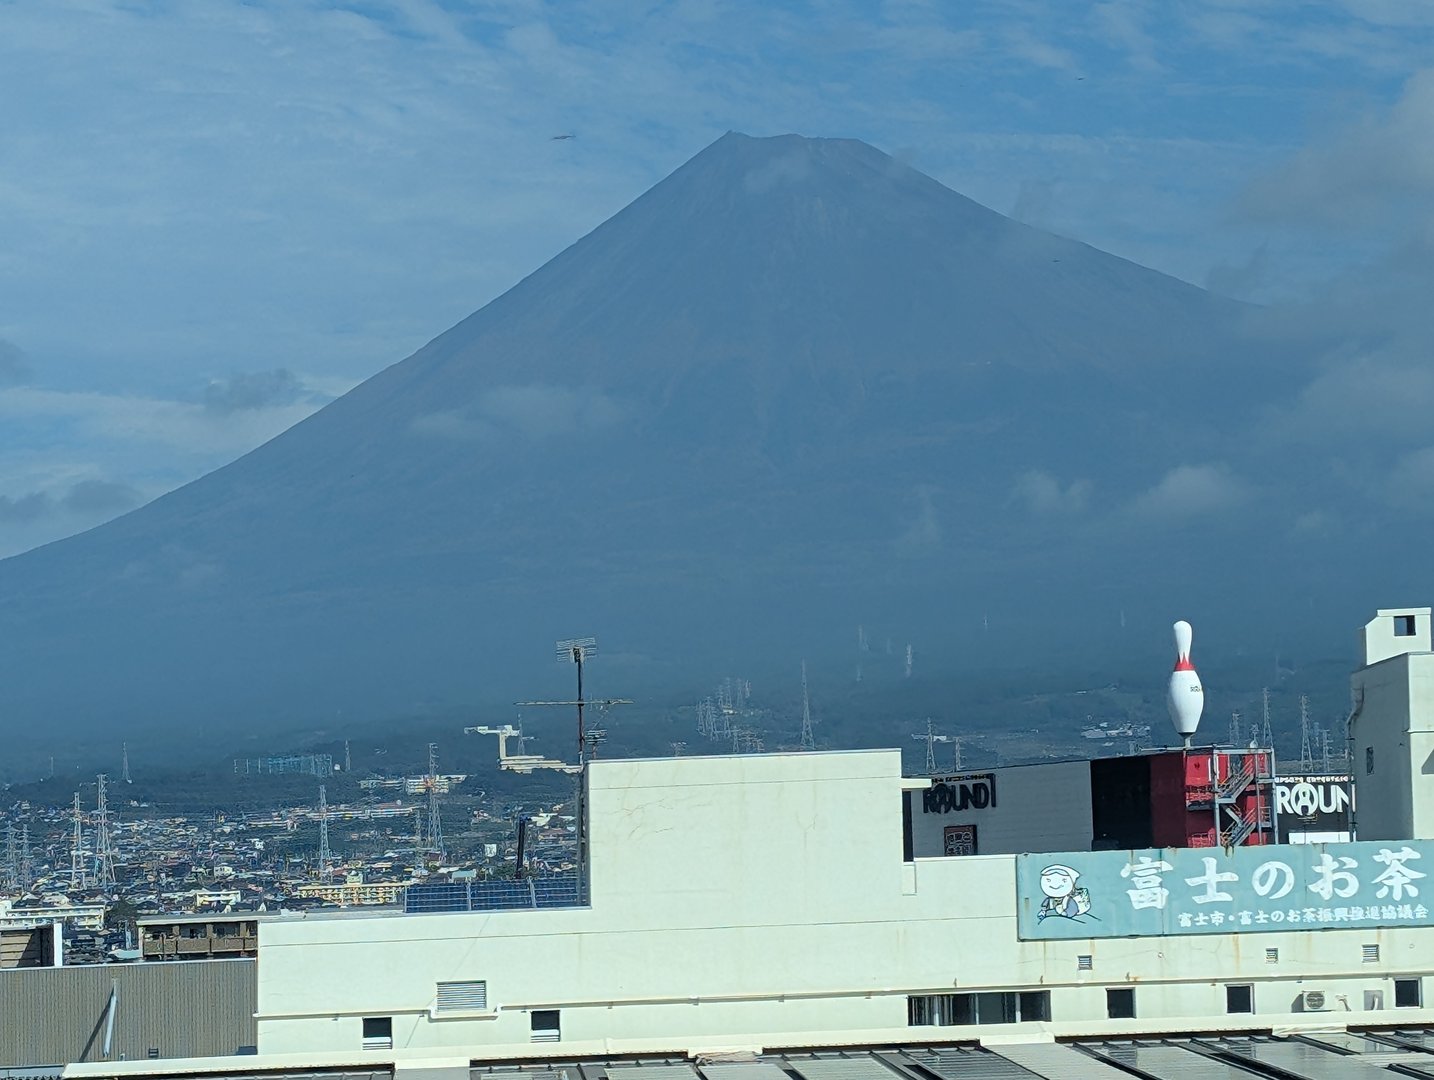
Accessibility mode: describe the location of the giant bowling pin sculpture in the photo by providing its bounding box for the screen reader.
[1168,620,1204,748]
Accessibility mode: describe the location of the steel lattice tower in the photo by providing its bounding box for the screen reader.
[1299,695,1315,771]
[1259,687,1274,747]
[1228,710,1243,746]
[800,661,815,751]
[94,774,117,889]
[18,825,32,892]
[425,743,445,861]
[3,823,17,891]
[317,785,333,884]
[70,793,87,890]
[121,742,131,784]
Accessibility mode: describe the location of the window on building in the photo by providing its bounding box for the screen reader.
[1367,747,1375,775]
[530,1009,561,1042]
[907,991,1049,1026]
[1364,944,1380,963]
[1396,614,1417,637]
[1226,984,1254,1014]
[435,980,488,1013]
[1077,954,1093,971]
[1106,987,1135,1019]
[1265,947,1279,964]
[361,1016,393,1051]
[1396,978,1423,1008]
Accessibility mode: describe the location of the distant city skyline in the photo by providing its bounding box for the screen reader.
[1,1,1431,555]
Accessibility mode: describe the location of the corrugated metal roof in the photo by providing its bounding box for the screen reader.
[605,1067,700,1080]
[1077,1041,1259,1079]
[988,1043,1133,1079]
[0,960,255,1069]
[698,1064,791,1080]
[896,1047,1037,1080]
[1204,1037,1420,1080]
[784,1054,899,1080]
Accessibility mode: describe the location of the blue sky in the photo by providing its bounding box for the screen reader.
[1,0,1431,556]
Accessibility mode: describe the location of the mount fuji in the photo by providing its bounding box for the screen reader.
[0,133,1346,732]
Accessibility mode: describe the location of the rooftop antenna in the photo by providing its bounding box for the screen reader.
[1228,710,1242,747]
[905,644,914,679]
[558,636,597,759]
[800,660,815,751]
[913,719,952,775]
[317,784,333,884]
[121,742,131,785]
[70,793,87,890]
[425,743,445,861]
[1299,694,1314,771]
[1259,687,1273,747]
[94,774,117,890]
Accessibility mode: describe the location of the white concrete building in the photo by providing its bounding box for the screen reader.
[1352,606,1434,840]
[250,748,1434,1061]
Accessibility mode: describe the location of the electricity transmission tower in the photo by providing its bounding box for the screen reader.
[317,785,333,884]
[425,744,445,861]
[3,824,16,891]
[1228,711,1242,746]
[94,774,117,889]
[913,719,952,775]
[17,826,32,892]
[1259,687,1273,747]
[1299,695,1314,771]
[121,742,131,784]
[800,660,815,751]
[70,793,87,890]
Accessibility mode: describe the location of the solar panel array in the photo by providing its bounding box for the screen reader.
[404,873,584,914]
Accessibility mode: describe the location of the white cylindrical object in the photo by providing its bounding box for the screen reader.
[1168,620,1203,739]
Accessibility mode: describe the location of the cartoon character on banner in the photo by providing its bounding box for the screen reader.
[1037,863,1096,922]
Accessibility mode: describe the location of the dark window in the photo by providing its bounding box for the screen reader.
[361,1016,392,1050]
[146,1049,159,1060]
[531,1009,561,1042]
[1396,615,1417,636]
[1018,990,1051,1022]
[1396,978,1423,1008]
[1106,987,1136,1019]
[1226,984,1253,1014]
[1367,747,1376,775]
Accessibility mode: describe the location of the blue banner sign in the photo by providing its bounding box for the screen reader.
[1015,840,1434,940]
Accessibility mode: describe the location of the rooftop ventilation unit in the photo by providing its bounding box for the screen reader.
[1298,990,1329,1012]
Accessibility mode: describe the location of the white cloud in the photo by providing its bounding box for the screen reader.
[1011,470,1091,515]
[1128,464,1253,521]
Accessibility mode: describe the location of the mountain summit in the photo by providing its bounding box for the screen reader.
[0,134,1305,730]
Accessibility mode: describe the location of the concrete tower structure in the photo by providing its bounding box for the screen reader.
[1351,606,1434,841]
